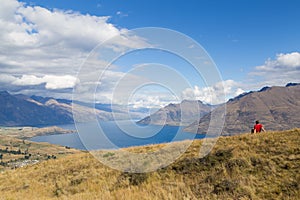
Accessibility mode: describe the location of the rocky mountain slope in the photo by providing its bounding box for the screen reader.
[137,100,213,126]
[0,91,74,126]
[185,83,300,135]
[0,91,144,126]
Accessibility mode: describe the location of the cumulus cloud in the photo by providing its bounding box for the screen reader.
[0,74,16,83]
[181,80,245,105]
[7,74,78,90]
[256,52,300,71]
[182,52,300,105]
[129,91,178,109]
[251,52,300,86]
[0,0,116,75]
[0,0,148,99]
[4,0,297,110]
[0,0,121,50]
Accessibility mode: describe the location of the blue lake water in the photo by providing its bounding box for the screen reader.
[30,121,205,150]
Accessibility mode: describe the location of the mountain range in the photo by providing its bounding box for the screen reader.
[184,83,300,135]
[137,100,213,126]
[0,91,148,126]
[137,83,300,135]
[1,83,299,131]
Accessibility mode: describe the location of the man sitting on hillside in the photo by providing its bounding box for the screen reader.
[252,120,266,133]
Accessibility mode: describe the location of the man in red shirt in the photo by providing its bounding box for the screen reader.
[253,120,266,133]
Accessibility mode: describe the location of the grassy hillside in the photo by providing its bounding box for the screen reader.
[0,126,75,139]
[0,129,299,199]
[0,134,80,171]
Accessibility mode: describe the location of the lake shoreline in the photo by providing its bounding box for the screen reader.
[0,126,76,140]
[30,121,207,151]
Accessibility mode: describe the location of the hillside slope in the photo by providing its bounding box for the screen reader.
[0,134,80,171]
[185,83,300,135]
[0,91,74,126]
[0,129,299,199]
[0,91,144,126]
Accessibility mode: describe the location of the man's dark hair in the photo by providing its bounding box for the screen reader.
[255,120,259,124]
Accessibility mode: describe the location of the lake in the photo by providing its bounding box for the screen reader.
[30,121,206,150]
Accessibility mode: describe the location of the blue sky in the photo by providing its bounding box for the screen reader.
[22,0,300,79]
[0,0,299,107]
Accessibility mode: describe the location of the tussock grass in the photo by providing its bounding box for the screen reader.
[0,129,299,199]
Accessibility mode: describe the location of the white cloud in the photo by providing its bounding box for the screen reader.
[182,52,300,105]
[43,75,78,89]
[0,0,144,71]
[0,0,113,75]
[181,80,244,105]
[0,74,16,83]
[17,5,121,49]
[0,0,21,21]
[0,0,148,98]
[234,88,245,97]
[223,52,300,96]
[11,74,78,89]
[0,0,121,50]
[0,0,123,66]
[129,92,178,109]
[12,75,44,86]
[251,52,300,87]
[73,67,155,104]
[276,52,300,67]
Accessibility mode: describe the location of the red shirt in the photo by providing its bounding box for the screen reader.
[254,124,263,132]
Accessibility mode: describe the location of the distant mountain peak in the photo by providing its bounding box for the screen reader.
[259,86,271,92]
[286,82,299,87]
[137,100,213,126]
[0,91,74,126]
[228,91,254,102]
[0,91,150,126]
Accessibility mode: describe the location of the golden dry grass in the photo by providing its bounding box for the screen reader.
[0,126,74,139]
[0,129,299,199]
[0,135,80,171]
